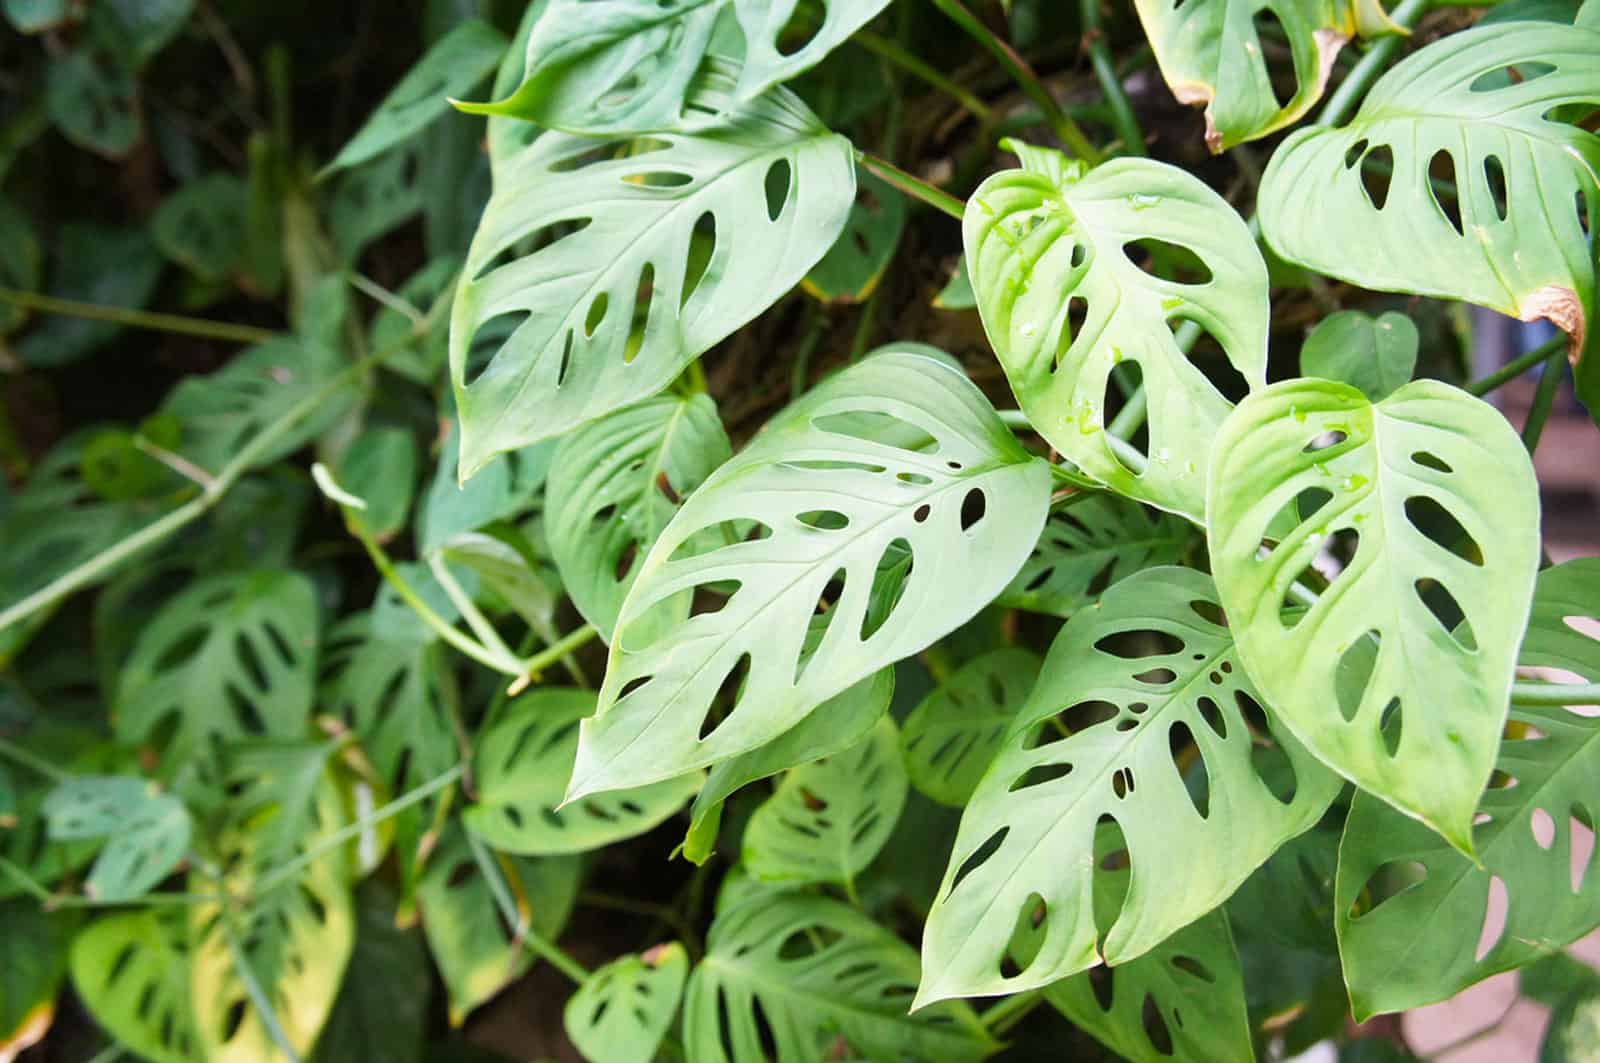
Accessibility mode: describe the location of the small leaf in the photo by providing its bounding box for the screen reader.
[42,775,191,901]
[902,647,1041,807]
[97,0,193,67]
[0,899,72,1062]
[152,173,250,283]
[71,909,196,1063]
[564,943,689,1063]
[742,715,908,887]
[570,346,1050,798]
[337,426,419,542]
[1300,309,1419,402]
[1207,379,1540,853]
[803,170,908,304]
[1544,991,1600,1063]
[934,257,976,311]
[46,46,140,158]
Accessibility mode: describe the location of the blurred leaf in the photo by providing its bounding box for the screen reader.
[314,885,431,1063]
[370,257,458,384]
[46,46,140,157]
[3,0,71,32]
[0,898,71,1062]
[18,223,162,368]
[419,419,552,554]
[1522,952,1600,1009]
[42,775,191,901]
[330,143,425,263]
[70,908,196,1063]
[0,199,41,334]
[803,170,907,304]
[1545,991,1600,1063]
[564,943,688,1063]
[98,0,194,67]
[337,426,418,542]
[152,173,250,283]
[901,647,1039,807]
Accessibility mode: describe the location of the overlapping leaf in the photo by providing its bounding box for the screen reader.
[42,775,190,901]
[901,647,1040,806]
[564,943,688,1063]
[1300,309,1418,402]
[1206,379,1540,853]
[71,909,196,1063]
[803,170,907,304]
[0,899,72,1063]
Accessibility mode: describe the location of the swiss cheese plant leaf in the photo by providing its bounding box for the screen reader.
[70,909,197,1063]
[151,173,249,283]
[1257,21,1600,410]
[329,143,425,264]
[19,223,162,368]
[917,567,1340,1004]
[0,899,71,1063]
[1206,379,1540,854]
[463,0,892,135]
[802,170,907,304]
[684,893,997,1063]
[1300,309,1418,402]
[569,347,1050,798]
[563,943,689,1063]
[1133,0,1400,152]
[965,142,1269,521]
[42,775,190,901]
[463,689,701,855]
[997,495,1193,618]
[114,570,320,765]
[901,647,1041,807]
[547,393,732,640]
[449,65,853,476]
[1335,559,1600,1019]
[742,715,907,888]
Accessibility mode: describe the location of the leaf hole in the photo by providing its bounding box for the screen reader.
[682,212,715,311]
[1359,144,1395,211]
[1111,766,1135,798]
[1469,61,1557,93]
[1142,992,1175,1056]
[1532,807,1556,850]
[1122,237,1214,286]
[1170,955,1214,983]
[959,488,987,532]
[1133,667,1177,685]
[1335,635,1380,722]
[1572,803,1595,892]
[702,653,750,741]
[1170,722,1209,819]
[1353,859,1428,920]
[1483,155,1509,222]
[1475,875,1508,961]
[1009,762,1073,792]
[951,826,1009,891]
[1404,495,1483,566]
[1412,451,1453,474]
[1414,578,1477,651]
[1095,629,1183,659]
[796,510,850,531]
[1379,697,1403,757]
[1427,150,1464,236]
[763,159,792,222]
[1196,696,1227,739]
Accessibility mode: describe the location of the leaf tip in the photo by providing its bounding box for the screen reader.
[1519,285,1585,368]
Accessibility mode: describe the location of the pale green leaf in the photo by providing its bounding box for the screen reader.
[564,943,688,1063]
[71,909,196,1063]
[42,775,190,902]
[1300,309,1418,402]
[902,647,1040,807]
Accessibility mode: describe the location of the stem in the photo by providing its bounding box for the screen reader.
[853,29,993,122]
[518,624,600,684]
[223,919,303,1063]
[0,286,277,345]
[1511,681,1600,707]
[1520,347,1566,455]
[853,149,965,220]
[348,272,423,325]
[982,989,1045,1034]
[1467,335,1567,396]
[999,409,1146,472]
[927,0,1104,164]
[133,436,218,491]
[427,552,522,665]
[465,831,590,986]
[1077,0,1145,156]
[684,357,708,395]
[0,736,70,783]
[1316,0,1430,127]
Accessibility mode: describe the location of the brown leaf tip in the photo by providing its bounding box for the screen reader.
[1520,285,1587,366]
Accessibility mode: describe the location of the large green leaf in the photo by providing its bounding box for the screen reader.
[547,393,731,640]
[684,893,997,1063]
[71,909,196,1063]
[917,567,1340,1004]
[1335,559,1600,1018]
[965,142,1268,521]
[564,943,688,1063]
[901,647,1040,807]
[463,0,892,135]
[449,64,853,476]
[0,899,72,1063]
[464,689,701,855]
[1133,0,1399,151]
[1258,21,1600,409]
[568,347,1050,798]
[41,775,191,901]
[1206,378,1540,854]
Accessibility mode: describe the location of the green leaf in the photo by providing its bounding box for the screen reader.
[3,0,71,32]
[419,420,552,554]
[322,19,508,176]
[1334,559,1600,1018]
[152,173,250,283]
[564,943,688,1063]
[0,764,13,827]
[1133,0,1400,152]
[449,64,854,476]
[965,142,1268,521]
[547,393,731,640]
[440,532,560,633]
[934,257,976,311]
[464,689,701,855]
[370,257,458,384]
[684,893,997,1063]
[902,647,1040,807]
[42,775,191,901]
[1206,378,1540,853]
[917,567,1340,1004]
[742,715,907,887]
[1523,951,1600,1008]
[18,223,162,368]
[1300,309,1418,402]
[0,199,41,335]
[98,0,193,67]
[329,143,426,264]
[314,886,431,1063]
[114,570,321,763]
[337,426,419,542]
[46,46,140,158]
[569,346,1050,798]
[464,0,892,135]
[0,898,72,1062]
[1258,21,1600,411]
[71,909,197,1063]
[803,170,907,304]
[997,495,1193,618]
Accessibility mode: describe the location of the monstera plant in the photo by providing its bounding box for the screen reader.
[1,0,1598,1060]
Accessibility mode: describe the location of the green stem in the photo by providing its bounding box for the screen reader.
[0,855,54,903]
[1316,0,1431,127]
[0,736,69,783]
[927,0,1104,164]
[519,624,600,683]
[853,149,965,220]
[1077,0,1145,156]
[853,29,993,122]
[1511,681,1600,707]
[0,287,277,345]
[982,989,1045,1034]
[428,552,522,666]
[465,831,591,986]
[1468,335,1566,396]
[223,919,303,1063]
[1520,347,1567,455]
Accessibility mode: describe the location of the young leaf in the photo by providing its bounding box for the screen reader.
[563,943,689,1063]
[1300,309,1419,402]
[464,689,701,856]
[901,647,1041,807]
[1206,379,1540,854]
[1258,21,1600,410]
[742,715,907,887]
[683,893,997,1063]
[997,495,1193,619]
[463,0,892,135]
[70,909,197,1063]
[547,393,732,640]
[0,899,72,1063]
[42,775,191,901]
[917,567,1339,1004]
[802,170,908,305]
[449,64,853,476]
[1335,559,1600,1019]
[569,347,1050,798]
[965,142,1268,521]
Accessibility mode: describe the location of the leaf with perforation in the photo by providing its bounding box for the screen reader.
[71,909,197,1063]
[965,141,1269,521]
[902,647,1040,807]
[1206,378,1540,854]
[568,346,1050,799]
[1336,559,1600,1019]
[564,943,688,1063]
[42,775,190,902]
[450,63,852,477]
[916,566,1340,1005]
[684,893,997,1063]
[1258,21,1600,411]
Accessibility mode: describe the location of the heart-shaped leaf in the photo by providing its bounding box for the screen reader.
[547,393,732,640]
[1206,378,1540,853]
[684,893,997,1063]
[742,715,907,888]
[1335,559,1600,1018]
[42,775,190,901]
[71,909,196,1063]
[464,689,701,856]
[1258,21,1600,409]
[965,142,1268,520]
[450,64,853,476]
[463,0,891,135]
[569,346,1050,798]
[917,567,1340,1004]
[1300,309,1419,402]
[564,943,688,1063]
[901,647,1041,807]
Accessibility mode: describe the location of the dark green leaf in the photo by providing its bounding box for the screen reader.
[1301,310,1419,402]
